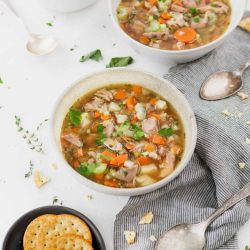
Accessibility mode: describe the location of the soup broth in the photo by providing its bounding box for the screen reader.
[61,84,185,188]
[117,0,231,50]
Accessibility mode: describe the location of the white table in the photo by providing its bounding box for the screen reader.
[0,0,249,249]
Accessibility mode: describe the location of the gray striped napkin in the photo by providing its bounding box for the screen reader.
[114,24,250,249]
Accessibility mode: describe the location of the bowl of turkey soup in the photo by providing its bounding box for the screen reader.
[109,0,245,63]
[51,69,197,196]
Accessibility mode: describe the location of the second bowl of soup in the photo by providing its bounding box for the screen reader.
[51,69,197,196]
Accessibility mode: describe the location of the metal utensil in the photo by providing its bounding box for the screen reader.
[3,0,57,55]
[200,61,250,101]
[155,182,250,250]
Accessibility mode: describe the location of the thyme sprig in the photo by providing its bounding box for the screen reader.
[24,160,34,178]
[15,116,43,153]
[52,196,63,205]
[36,118,49,131]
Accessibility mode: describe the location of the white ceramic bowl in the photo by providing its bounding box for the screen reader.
[109,0,245,63]
[39,0,98,12]
[51,69,197,196]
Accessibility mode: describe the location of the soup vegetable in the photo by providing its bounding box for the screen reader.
[61,85,185,188]
[117,0,231,50]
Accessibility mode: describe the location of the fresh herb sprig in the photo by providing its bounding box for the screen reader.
[24,160,34,178]
[52,196,63,205]
[36,118,49,131]
[80,49,102,63]
[15,116,44,153]
[245,246,250,250]
[106,56,134,68]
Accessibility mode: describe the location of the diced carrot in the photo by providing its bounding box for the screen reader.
[101,150,116,163]
[149,98,157,105]
[71,126,81,133]
[174,27,197,43]
[125,143,135,150]
[145,143,155,152]
[110,154,128,167]
[74,148,84,158]
[150,134,166,145]
[161,12,171,20]
[100,114,111,120]
[73,160,80,168]
[148,112,162,120]
[127,96,137,110]
[115,90,126,100]
[139,35,150,45]
[171,144,182,155]
[159,17,166,24]
[137,156,153,166]
[94,111,101,118]
[95,173,105,180]
[149,0,157,4]
[132,85,142,94]
[104,179,118,187]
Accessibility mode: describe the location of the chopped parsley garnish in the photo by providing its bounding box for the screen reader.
[80,49,102,63]
[189,7,200,15]
[77,163,98,177]
[192,16,200,23]
[69,109,82,126]
[131,124,144,140]
[159,127,174,137]
[106,56,134,68]
[96,124,106,145]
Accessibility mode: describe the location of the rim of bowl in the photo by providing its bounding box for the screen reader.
[50,68,197,196]
[108,0,246,55]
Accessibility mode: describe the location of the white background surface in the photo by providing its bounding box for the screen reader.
[0,0,249,249]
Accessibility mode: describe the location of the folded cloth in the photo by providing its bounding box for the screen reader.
[114,25,250,249]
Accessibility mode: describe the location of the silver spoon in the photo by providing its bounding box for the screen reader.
[155,182,250,250]
[3,0,57,56]
[200,61,250,101]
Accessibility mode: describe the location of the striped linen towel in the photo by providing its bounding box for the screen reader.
[114,25,250,249]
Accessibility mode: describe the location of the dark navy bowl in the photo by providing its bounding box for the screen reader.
[2,206,106,250]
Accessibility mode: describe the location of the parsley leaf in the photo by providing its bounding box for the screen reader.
[0,77,3,84]
[96,124,106,145]
[69,109,82,126]
[159,128,174,137]
[46,22,53,27]
[106,56,134,68]
[131,124,144,140]
[77,163,98,177]
[80,49,102,63]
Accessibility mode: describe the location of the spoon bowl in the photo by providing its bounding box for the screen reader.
[26,34,58,56]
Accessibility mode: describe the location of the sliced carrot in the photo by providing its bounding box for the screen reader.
[159,17,166,24]
[149,98,157,105]
[145,143,155,152]
[139,35,150,45]
[100,114,111,120]
[115,90,126,100]
[74,148,84,158]
[132,85,142,94]
[125,143,135,150]
[73,160,80,168]
[137,156,153,166]
[94,111,101,118]
[95,173,105,180]
[174,27,197,43]
[171,144,182,155]
[101,150,116,163]
[150,134,166,145]
[104,179,118,188]
[161,12,171,20]
[110,154,128,167]
[148,112,162,120]
[127,96,137,110]
[149,0,157,5]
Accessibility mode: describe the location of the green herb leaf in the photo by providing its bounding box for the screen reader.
[97,124,104,134]
[69,109,82,126]
[77,163,99,177]
[189,7,200,15]
[245,246,250,250]
[131,124,144,140]
[159,127,174,137]
[106,56,134,68]
[0,77,3,84]
[46,22,53,27]
[192,16,200,23]
[80,49,102,63]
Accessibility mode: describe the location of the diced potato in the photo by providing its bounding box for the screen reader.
[155,100,167,110]
[81,112,91,128]
[140,164,158,174]
[109,102,121,112]
[159,166,174,178]
[116,114,128,124]
[135,103,146,120]
[136,175,156,186]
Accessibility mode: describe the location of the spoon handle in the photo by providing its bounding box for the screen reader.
[204,182,250,227]
[240,61,250,74]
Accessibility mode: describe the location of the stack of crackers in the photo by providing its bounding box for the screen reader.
[23,214,94,250]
